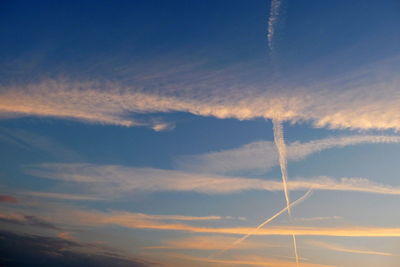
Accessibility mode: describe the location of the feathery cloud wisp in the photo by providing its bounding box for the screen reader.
[173,253,334,267]
[143,235,279,251]
[1,62,400,131]
[177,135,400,175]
[0,195,18,203]
[24,163,400,196]
[306,240,395,257]
[51,209,400,238]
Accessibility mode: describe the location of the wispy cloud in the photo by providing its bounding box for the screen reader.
[60,210,400,237]
[0,212,61,230]
[177,135,400,175]
[7,206,400,239]
[172,253,334,267]
[0,230,152,267]
[0,195,18,203]
[1,59,400,131]
[24,192,103,201]
[70,210,234,225]
[0,128,80,160]
[306,240,395,256]
[24,163,400,196]
[294,216,342,222]
[143,235,278,251]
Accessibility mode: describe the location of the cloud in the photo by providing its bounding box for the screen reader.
[24,191,103,201]
[1,57,400,131]
[143,235,278,251]
[0,128,79,160]
[57,231,75,241]
[66,211,400,238]
[0,230,151,267]
[294,216,342,222]
[177,135,400,175]
[172,253,334,267]
[0,195,18,203]
[24,163,400,196]
[42,208,400,238]
[63,210,236,230]
[0,212,61,230]
[306,240,395,256]
[6,206,400,239]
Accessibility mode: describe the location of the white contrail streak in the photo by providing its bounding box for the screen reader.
[211,189,313,258]
[267,0,283,52]
[292,234,299,266]
[273,119,300,267]
[273,119,291,216]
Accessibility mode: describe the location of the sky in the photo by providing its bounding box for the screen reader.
[1,0,400,266]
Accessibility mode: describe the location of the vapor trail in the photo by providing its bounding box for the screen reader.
[273,119,299,267]
[292,234,299,266]
[267,0,283,52]
[273,119,291,216]
[211,189,313,258]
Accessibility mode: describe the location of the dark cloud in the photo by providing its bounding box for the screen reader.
[23,215,60,230]
[0,195,18,203]
[0,230,153,267]
[0,215,61,230]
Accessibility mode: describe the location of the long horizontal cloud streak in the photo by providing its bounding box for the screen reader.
[58,209,400,237]
[176,254,333,267]
[25,163,400,196]
[306,240,394,256]
[178,135,400,174]
[1,68,400,130]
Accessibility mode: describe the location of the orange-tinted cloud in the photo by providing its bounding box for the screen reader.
[0,195,18,203]
[56,209,400,238]
[172,253,334,267]
[2,63,400,131]
[25,163,400,196]
[143,235,278,251]
[306,240,395,256]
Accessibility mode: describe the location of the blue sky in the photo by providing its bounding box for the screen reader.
[1,1,400,266]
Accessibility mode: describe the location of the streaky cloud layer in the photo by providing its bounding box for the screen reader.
[1,58,400,131]
[173,253,333,267]
[177,135,400,174]
[24,163,400,196]
[306,240,395,256]
[49,209,400,238]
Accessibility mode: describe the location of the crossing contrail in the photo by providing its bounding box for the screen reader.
[273,119,300,267]
[211,188,313,258]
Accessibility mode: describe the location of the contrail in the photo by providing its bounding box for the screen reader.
[211,188,313,258]
[292,234,299,266]
[273,119,291,215]
[267,0,283,52]
[273,119,299,267]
